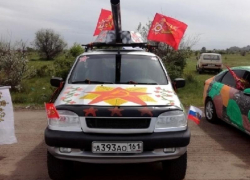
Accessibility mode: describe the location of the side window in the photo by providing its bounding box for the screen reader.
[221,71,236,88]
[214,71,226,82]
[244,72,250,83]
[234,70,246,79]
[240,71,250,89]
[221,70,247,88]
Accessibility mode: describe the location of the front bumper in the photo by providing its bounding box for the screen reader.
[201,66,222,70]
[48,146,187,164]
[45,128,190,163]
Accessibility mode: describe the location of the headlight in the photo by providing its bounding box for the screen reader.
[48,110,81,132]
[154,111,187,132]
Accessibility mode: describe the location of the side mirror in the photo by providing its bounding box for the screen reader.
[50,77,63,87]
[244,88,250,96]
[174,78,186,89]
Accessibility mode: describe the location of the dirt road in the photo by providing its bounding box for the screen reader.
[0,110,250,180]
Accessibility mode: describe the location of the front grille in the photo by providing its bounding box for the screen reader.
[86,118,151,129]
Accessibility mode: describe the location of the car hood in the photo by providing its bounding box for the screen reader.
[55,84,182,108]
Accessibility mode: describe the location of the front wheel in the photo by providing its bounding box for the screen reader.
[47,151,73,180]
[205,99,218,123]
[162,152,187,180]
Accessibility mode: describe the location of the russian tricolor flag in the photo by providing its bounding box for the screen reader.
[188,106,202,125]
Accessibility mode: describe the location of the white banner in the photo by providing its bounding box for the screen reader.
[0,86,17,145]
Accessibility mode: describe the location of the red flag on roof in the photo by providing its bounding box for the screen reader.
[93,9,114,36]
[45,103,60,119]
[147,13,188,50]
[225,65,246,90]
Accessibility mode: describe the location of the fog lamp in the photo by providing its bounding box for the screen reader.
[163,148,176,153]
[59,147,72,153]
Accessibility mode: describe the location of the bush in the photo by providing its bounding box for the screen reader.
[153,43,192,79]
[69,43,84,57]
[36,65,55,78]
[53,57,75,80]
[0,41,29,89]
[241,51,246,56]
[184,72,197,83]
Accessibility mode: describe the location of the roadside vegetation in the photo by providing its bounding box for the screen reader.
[0,28,249,108]
[0,29,83,107]
[10,52,250,108]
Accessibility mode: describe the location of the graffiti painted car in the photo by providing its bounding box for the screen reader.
[203,66,250,134]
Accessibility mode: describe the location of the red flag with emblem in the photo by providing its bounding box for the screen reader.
[93,9,114,36]
[225,65,245,90]
[45,103,60,119]
[147,13,188,50]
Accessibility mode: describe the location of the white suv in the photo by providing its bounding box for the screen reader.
[196,53,223,74]
[45,47,190,180]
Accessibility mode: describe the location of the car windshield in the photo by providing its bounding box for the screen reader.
[69,54,168,85]
[203,55,220,60]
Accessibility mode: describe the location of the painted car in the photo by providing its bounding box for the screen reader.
[45,49,190,180]
[203,66,250,134]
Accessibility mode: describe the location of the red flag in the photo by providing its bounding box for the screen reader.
[147,13,188,50]
[45,103,60,119]
[225,65,246,90]
[93,9,114,36]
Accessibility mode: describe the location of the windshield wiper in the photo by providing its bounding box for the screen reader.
[118,81,158,85]
[136,82,158,85]
[72,79,114,84]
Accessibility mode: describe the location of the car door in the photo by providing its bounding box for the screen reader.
[233,70,250,132]
[206,71,228,119]
[220,70,249,130]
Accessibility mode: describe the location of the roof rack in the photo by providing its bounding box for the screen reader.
[82,43,157,52]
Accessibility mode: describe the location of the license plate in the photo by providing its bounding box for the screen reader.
[92,142,143,153]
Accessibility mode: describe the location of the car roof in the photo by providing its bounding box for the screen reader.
[201,53,221,56]
[231,66,250,71]
[80,49,157,57]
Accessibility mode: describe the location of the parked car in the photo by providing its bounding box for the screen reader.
[203,66,250,134]
[45,46,190,180]
[196,53,223,74]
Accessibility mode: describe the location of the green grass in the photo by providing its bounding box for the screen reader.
[177,53,250,107]
[10,52,250,107]
[11,77,54,105]
[28,60,53,68]
[11,52,57,106]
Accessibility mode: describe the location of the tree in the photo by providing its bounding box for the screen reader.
[34,29,67,60]
[69,43,84,57]
[201,47,206,53]
[195,51,199,56]
[0,40,29,89]
[137,22,199,79]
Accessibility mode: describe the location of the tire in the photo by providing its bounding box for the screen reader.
[162,152,187,180]
[198,67,203,74]
[47,151,73,180]
[205,98,218,123]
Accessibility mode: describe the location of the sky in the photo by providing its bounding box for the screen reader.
[0,0,250,50]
